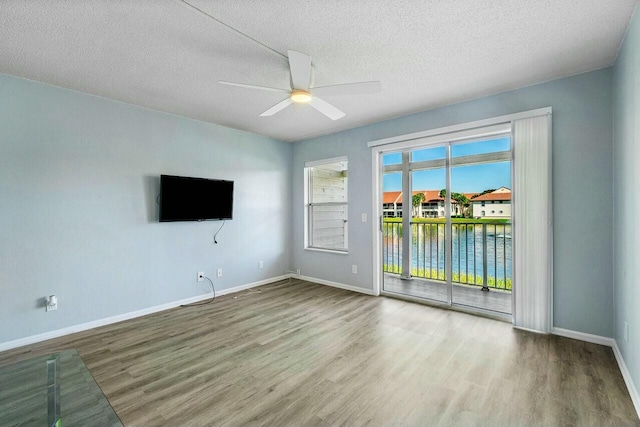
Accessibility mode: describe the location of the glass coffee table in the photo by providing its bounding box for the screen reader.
[0,349,122,427]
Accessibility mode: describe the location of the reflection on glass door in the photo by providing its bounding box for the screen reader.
[450,137,512,314]
[380,135,513,316]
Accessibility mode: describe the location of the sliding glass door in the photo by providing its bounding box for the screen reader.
[382,146,449,303]
[381,134,513,316]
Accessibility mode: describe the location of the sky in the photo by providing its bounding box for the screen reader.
[382,137,511,194]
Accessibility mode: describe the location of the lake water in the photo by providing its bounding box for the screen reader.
[383,223,512,288]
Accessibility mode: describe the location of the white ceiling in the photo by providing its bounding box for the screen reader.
[0,1,637,142]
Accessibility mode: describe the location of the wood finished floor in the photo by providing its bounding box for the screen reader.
[1,279,638,426]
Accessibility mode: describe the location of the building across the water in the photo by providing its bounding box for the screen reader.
[470,187,512,219]
[382,187,511,219]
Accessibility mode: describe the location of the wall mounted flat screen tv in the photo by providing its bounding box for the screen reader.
[160,175,234,222]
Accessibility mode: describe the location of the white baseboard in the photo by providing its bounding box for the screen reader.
[298,275,376,296]
[552,327,616,347]
[612,341,640,418]
[0,275,288,353]
[215,275,289,296]
[515,325,549,335]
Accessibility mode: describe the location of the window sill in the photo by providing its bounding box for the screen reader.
[304,247,349,255]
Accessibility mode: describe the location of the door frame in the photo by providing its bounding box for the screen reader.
[370,107,552,323]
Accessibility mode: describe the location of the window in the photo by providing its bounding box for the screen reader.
[305,157,348,252]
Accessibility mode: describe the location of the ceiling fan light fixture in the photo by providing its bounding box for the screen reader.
[220,50,377,119]
[290,90,312,103]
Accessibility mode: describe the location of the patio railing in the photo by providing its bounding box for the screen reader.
[382,221,512,291]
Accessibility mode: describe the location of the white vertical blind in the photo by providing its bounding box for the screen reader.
[513,114,552,332]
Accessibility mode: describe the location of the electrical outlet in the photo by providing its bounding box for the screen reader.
[296,269,301,276]
[217,268,222,278]
[259,261,264,269]
[625,321,629,342]
[197,272,204,282]
[46,295,58,312]
[361,213,368,222]
[352,264,358,274]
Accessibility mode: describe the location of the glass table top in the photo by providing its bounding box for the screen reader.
[0,349,122,427]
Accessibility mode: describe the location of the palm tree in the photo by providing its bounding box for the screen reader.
[412,192,425,217]
[452,193,470,218]
[439,189,470,217]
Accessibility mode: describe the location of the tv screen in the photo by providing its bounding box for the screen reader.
[160,175,233,222]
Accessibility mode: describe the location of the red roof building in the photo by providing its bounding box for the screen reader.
[382,190,481,218]
[471,187,511,218]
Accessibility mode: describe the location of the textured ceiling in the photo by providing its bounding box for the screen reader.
[0,0,637,142]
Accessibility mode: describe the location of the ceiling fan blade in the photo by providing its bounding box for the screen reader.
[260,98,293,116]
[288,50,312,91]
[219,81,289,93]
[309,96,345,120]
[311,81,381,97]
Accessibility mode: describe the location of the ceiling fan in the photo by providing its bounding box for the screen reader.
[219,50,381,120]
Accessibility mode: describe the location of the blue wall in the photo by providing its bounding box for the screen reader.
[0,62,622,347]
[293,68,614,337]
[614,3,640,402]
[0,73,293,344]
